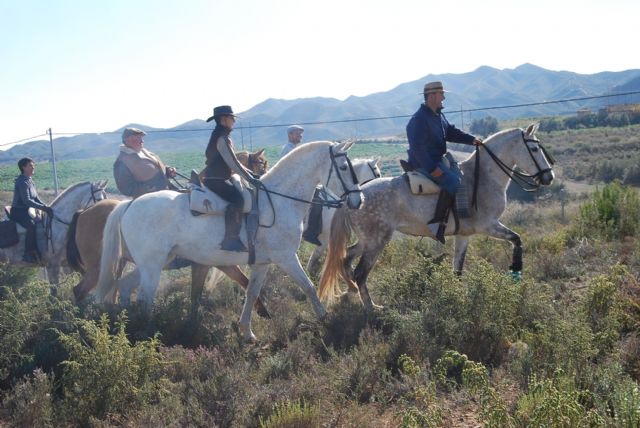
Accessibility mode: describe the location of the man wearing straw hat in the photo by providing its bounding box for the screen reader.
[406,81,483,244]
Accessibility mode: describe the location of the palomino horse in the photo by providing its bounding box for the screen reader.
[95,141,363,341]
[305,157,381,276]
[319,124,555,312]
[67,148,271,315]
[0,181,108,284]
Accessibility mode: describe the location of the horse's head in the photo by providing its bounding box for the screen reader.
[519,123,555,186]
[248,148,268,177]
[330,141,363,209]
[353,157,382,186]
[92,179,109,202]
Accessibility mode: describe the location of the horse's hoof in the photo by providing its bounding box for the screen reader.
[510,270,522,281]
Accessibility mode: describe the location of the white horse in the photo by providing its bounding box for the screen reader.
[1,180,108,284]
[305,157,381,276]
[95,141,363,341]
[319,124,555,312]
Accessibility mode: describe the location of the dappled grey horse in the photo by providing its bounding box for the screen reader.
[319,124,555,312]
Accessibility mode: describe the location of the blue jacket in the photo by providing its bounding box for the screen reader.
[11,174,47,211]
[406,104,475,173]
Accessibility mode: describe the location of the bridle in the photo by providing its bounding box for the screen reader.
[50,182,107,226]
[357,160,382,186]
[471,130,555,209]
[254,145,361,227]
[248,154,268,177]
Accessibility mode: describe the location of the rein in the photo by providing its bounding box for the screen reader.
[471,131,554,210]
[254,145,359,228]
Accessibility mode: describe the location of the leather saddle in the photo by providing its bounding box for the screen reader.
[188,172,252,215]
[400,158,450,196]
[1,207,46,250]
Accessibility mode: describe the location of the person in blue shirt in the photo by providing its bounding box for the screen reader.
[10,157,54,263]
[406,81,483,243]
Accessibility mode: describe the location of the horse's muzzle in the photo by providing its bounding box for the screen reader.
[536,169,555,186]
[347,192,364,209]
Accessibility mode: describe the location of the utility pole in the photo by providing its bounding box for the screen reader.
[48,128,60,195]
[460,105,464,130]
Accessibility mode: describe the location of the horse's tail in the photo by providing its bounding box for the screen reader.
[66,210,85,274]
[318,205,357,303]
[94,201,129,303]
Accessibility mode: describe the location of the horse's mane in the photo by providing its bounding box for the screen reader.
[267,140,333,174]
[51,181,90,205]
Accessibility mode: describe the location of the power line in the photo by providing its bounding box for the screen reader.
[4,90,640,145]
[0,132,48,148]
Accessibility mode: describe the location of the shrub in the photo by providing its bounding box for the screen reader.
[572,181,640,240]
[259,399,321,428]
[57,313,168,424]
[514,372,604,427]
[0,369,54,427]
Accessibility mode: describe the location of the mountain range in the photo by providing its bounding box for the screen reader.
[2,63,639,164]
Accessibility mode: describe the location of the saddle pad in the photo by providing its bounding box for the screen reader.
[405,171,441,195]
[189,176,252,215]
[0,220,19,248]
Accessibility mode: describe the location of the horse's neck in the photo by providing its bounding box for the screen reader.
[51,184,90,219]
[462,131,518,191]
[263,145,328,199]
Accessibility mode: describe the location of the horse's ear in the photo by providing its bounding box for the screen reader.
[256,148,265,156]
[339,140,355,151]
[526,123,539,136]
[373,157,380,166]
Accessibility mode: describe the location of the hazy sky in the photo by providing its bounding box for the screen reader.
[1,0,638,148]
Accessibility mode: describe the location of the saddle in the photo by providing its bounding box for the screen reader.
[400,157,451,196]
[1,207,47,251]
[188,174,253,215]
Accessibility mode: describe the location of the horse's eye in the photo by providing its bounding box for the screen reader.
[530,146,539,152]
[340,165,348,171]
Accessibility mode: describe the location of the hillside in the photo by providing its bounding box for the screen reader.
[2,63,639,165]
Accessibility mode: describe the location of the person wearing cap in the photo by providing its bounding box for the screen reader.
[280,124,304,158]
[113,127,178,199]
[10,157,54,263]
[406,81,483,244]
[280,124,322,245]
[202,105,258,252]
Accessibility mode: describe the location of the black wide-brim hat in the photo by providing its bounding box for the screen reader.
[206,105,237,122]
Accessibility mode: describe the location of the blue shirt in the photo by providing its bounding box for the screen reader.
[406,104,475,173]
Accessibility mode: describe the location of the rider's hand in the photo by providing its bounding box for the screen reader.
[166,166,177,178]
[473,138,483,146]
[430,167,444,178]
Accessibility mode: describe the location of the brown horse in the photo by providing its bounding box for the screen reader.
[66,148,270,317]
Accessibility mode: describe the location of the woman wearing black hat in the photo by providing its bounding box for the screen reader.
[202,105,258,252]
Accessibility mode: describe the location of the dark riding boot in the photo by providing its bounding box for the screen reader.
[427,191,453,244]
[220,205,247,252]
[22,226,40,264]
[302,202,323,246]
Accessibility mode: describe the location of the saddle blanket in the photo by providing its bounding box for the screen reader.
[189,175,252,215]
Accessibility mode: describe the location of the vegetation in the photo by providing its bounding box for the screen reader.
[1,123,640,425]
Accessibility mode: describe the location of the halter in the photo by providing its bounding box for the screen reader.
[471,130,555,209]
[255,145,360,227]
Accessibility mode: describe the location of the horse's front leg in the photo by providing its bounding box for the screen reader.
[277,255,327,320]
[239,264,269,342]
[453,235,470,275]
[487,222,523,277]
